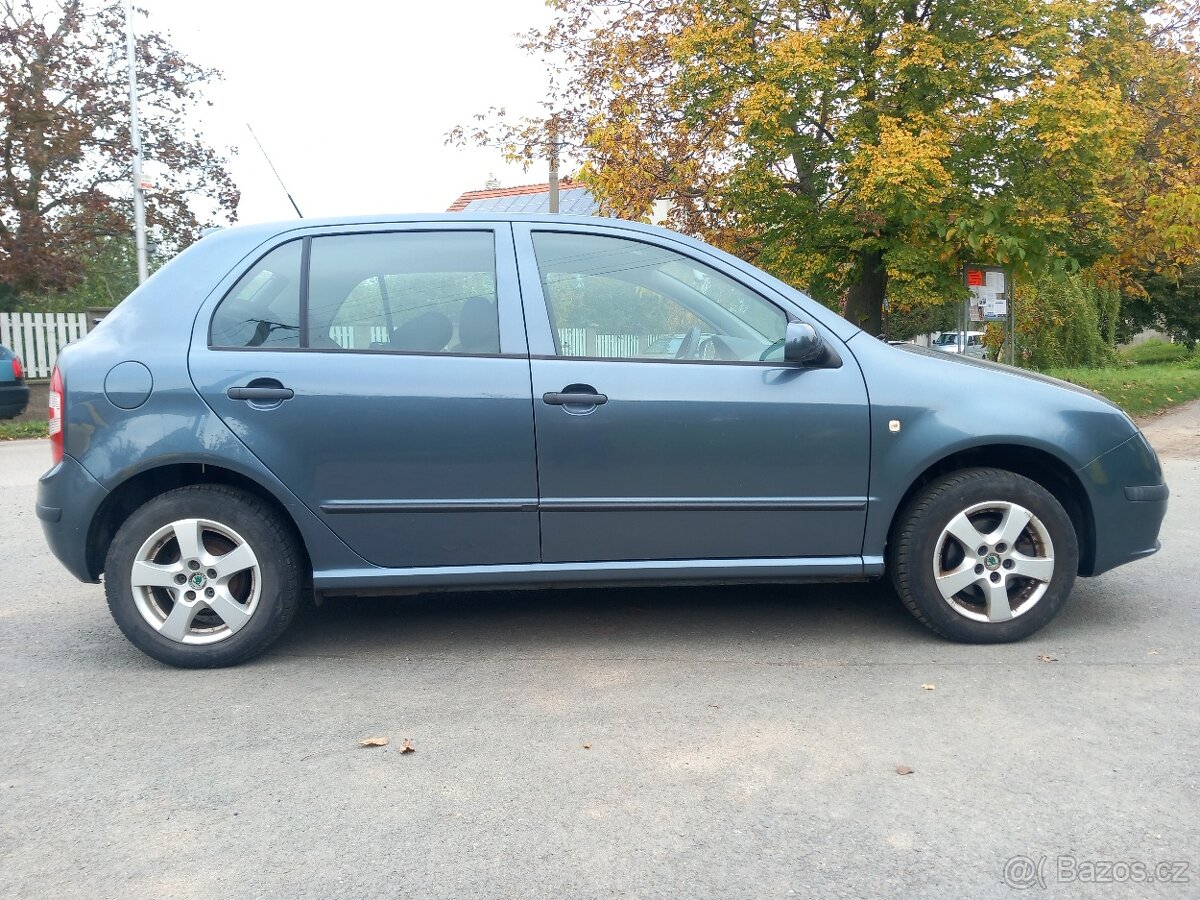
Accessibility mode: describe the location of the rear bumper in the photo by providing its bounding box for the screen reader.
[1080,434,1168,576]
[0,381,30,418]
[37,454,109,583]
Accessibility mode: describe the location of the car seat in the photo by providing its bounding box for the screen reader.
[452,297,500,353]
[391,312,453,352]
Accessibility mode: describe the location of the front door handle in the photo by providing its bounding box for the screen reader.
[227,385,295,401]
[543,388,608,406]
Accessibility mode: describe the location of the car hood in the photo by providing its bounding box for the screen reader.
[842,337,1141,470]
[898,345,1127,414]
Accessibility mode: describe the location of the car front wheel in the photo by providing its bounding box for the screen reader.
[104,485,302,667]
[890,468,1079,643]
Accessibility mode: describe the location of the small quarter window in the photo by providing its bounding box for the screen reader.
[210,241,302,348]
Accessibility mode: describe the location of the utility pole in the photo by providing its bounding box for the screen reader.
[548,115,560,214]
[125,0,148,284]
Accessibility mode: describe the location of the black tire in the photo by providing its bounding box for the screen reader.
[104,485,303,667]
[890,467,1079,643]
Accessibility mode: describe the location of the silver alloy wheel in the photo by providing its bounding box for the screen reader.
[932,500,1056,623]
[129,518,262,645]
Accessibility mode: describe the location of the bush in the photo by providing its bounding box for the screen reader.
[1121,339,1192,366]
[1014,274,1118,369]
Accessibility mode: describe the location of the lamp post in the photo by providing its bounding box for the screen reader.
[125,0,148,284]
[547,114,560,214]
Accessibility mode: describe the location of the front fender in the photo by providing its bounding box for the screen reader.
[848,337,1137,564]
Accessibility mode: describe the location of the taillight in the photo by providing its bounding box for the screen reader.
[11,356,22,381]
[49,366,64,464]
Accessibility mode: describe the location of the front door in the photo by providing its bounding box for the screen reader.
[514,225,870,563]
[188,223,540,569]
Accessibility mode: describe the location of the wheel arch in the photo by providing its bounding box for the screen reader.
[886,444,1096,576]
[85,462,312,581]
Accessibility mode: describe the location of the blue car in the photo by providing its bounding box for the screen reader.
[37,215,1168,667]
[0,343,30,420]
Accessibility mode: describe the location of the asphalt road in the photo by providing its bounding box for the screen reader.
[1,409,1197,899]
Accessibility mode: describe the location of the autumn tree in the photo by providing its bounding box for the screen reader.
[455,0,1200,336]
[0,0,238,304]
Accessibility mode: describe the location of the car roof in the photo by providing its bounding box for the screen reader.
[205,213,688,245]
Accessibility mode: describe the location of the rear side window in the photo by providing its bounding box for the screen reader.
[307,232,498,354]
[210,241,302,348]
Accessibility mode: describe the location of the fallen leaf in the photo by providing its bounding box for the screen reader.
[359,737,389,748]
[1148,649,1160,656]
[921,683,936,691]
[582,743,591,750]
[399,739,415,754]
[896,765,914,776]
[1037,654,1057,663]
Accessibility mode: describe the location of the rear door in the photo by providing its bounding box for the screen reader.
[188,222,540,569]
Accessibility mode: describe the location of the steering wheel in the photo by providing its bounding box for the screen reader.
[675,325,702,359]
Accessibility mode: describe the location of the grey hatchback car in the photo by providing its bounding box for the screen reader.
[38,215,1168,667]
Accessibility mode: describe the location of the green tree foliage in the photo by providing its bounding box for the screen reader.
[1119,267,1200,347]
[0,0,238,308]
[885,297,959,342]
[3,234,144,312]
[1014,274,1120,368]
[454,0,1200,337]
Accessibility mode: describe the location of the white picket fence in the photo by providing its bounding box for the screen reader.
[329,324,390,349]
[558,328,670,358]
[0,312,89,379]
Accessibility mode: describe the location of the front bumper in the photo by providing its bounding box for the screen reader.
[1079,432,1168,576]
[37,454,109,583]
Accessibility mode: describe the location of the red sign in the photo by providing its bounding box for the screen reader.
[966,268,984,286]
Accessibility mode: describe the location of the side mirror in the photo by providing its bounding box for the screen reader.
[784,321,824,364]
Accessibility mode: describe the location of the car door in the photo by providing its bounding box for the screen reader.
[514,223,870,564]
[188,222,540,569]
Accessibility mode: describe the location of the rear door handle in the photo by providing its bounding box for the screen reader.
[543,390,608,406]
[227,385,294,401]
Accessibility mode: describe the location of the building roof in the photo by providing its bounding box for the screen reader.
[446,180,600,215]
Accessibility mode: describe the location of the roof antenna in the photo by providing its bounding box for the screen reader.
[246,123,304,218]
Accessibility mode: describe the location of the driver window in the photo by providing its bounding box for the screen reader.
[531,232,787,361]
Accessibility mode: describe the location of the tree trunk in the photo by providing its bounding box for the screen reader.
[842,249,887,336]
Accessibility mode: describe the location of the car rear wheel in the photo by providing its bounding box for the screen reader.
[104,485,302,667]
[890,468,1079,642]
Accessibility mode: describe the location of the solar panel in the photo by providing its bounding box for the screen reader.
[517,193,546,213]
[463,188,602,216]
[511,194,539,213]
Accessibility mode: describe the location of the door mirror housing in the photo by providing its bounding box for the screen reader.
[784,322,824,364]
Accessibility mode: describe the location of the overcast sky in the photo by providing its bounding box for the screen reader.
[138,0,556,224]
